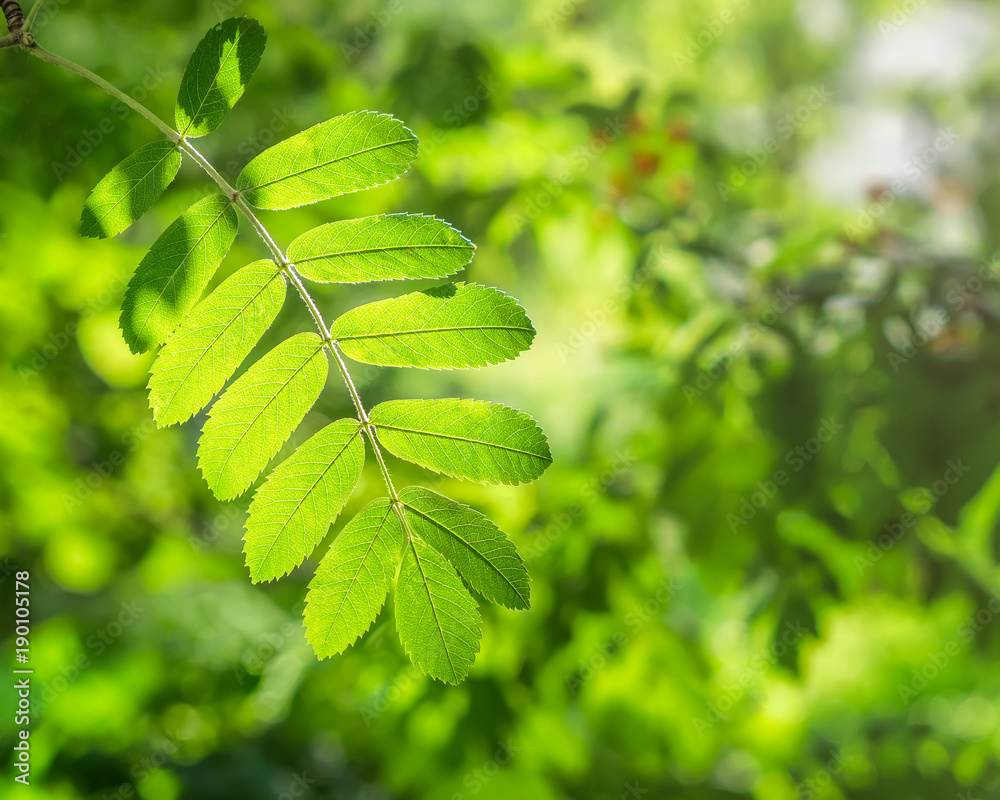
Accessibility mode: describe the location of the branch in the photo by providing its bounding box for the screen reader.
[19,42,401,502]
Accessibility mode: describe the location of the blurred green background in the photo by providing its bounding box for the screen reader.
[4,0,1000,797]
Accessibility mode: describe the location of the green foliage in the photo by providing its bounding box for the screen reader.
[371,398,551,484]
[175,17,266,138]
[398,486,530,610]
[198,332,329,500]
[288,214,475,283]
[395,535,482,684]
[244,419,366,582]
[236,112,418,209]
[330,282,535,369]
[80,141,181,238]
[147,260,286,425]
[304,498,403,657]
[118,193,239,353]
[67,16,548,683]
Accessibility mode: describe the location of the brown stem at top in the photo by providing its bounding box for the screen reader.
[2,0,24,33]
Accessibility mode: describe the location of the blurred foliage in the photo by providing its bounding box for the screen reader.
[4,0,1000,798]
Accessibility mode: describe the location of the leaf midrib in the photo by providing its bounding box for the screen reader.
[160,268,283,417]
[132,200,233,339]
[318,503,394,650]
[243,137,414,194]
[252,426,362,579]
[378,423,550,462]
[334,325,534,342]
[293,242,472,264]
[403,500,529,606]
[181,28,245,136]
[89,144,178,228]
[210,341,325,490]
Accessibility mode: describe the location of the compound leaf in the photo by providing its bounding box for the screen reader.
[330,283,535,369]
[236,111,417,210]
[305,498,403,657]
[147,260,286,426]
[399,487,529,610]
[119,193,239,354]
[244,418,365,582]
[175,17,267,138]
[81,141,181,239]
[288,214,474,283]
[372,398,551,485]
[396,533,481,684]
[198,332,328,500]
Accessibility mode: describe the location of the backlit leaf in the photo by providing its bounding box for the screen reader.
[236,111,417,210]
[198,332,328,499]
[330,283,535,369]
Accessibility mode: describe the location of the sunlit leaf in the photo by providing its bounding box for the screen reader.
[198,332,328,499]
[244,419,365,582]
[330,283,535,369]
[81,141,181,239]
[236,111,417,210]
[305,498,403,657]
[372,398,551,485]
[288,214,474,283]
[399,486,529,609]
[119,194,239,354]
[148,260,286,426]
[175,17,266,138]
[395,533,481,684]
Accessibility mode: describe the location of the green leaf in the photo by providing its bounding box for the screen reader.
[175,17,266,138]
[147,260,286,426]
[236,111,418,210]
[198,332,328,500]
[119,194,239,354]
[81,141,182,239]
[395,534,481,684]
[304,498,403,657]
[288,214,475,284]
[372,398,551,485]
[399,487,530,610]
[244,419,366,582]
[330,283,535,369]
